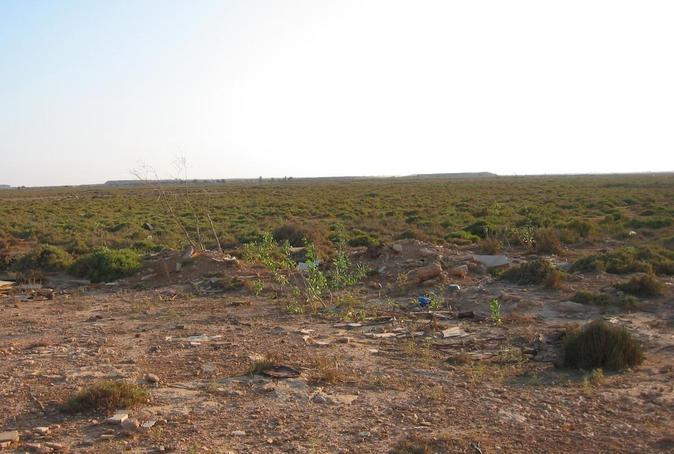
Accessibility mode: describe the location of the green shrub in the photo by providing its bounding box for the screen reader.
[132,240,163,253]
[561,320,644,370]
[534,228,562,254]
[62,381,148,414]
[13,244,73,272]
[571,248,653,275]
[446,230,480,242]
[69,247,141,283]
[347,233,380,247]
[501,259,561,286]
[464,220,494,238]
[615,274,665,297]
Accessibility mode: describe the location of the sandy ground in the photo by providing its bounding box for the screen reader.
[1,243,673,453]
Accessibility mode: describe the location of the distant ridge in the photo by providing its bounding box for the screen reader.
[103,172,498,186]
[400,172,498,179]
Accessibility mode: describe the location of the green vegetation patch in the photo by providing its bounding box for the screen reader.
[69,247,141,283]
[13,244,73,272]
[571,247,674,275]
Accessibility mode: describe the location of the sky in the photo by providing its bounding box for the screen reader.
[1,0,673,186]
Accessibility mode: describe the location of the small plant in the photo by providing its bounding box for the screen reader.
[284,301,305,314]
[489,299,502,325]
[62,381,148,414]
[428,291,443,311]
[614,274,665,297]
[250,279,263,296]
[561,320,644,371]
[68,247,141,283]
[310,354,344,384]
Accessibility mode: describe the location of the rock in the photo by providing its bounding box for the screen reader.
[406,263,443,285]
[141,420,157,429]
[121,418,140,431]
[498,409,527,424]
[0,431,19,443]
[391,243,403,253]
[312,392,329,404]
[144,373,160,384]
[231,430,246,436]
[447,284,461,292]
[34,427,50,435]
[473,254,509,268]
[45,442,64,451]
[447,265,468,278]
[25,443,42,449]
[0,442,10,449]
[106,413,129,425]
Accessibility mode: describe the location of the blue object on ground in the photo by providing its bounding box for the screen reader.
[418,296,430,307]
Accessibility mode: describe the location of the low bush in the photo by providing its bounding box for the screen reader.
[628,217,672,230]
[464,220,494,238]
[13,244,73,272]
[570,290,612,306]
[565,219,599,240]
[571,248,653,275]
[570,290,639,309]
[446,230,480,243]
[615,274,665,297]
[561,320,644,370]
[0,239,11,271]
[501,259,562,286]
[478,237,502,254]
[69,247,141,283]
[347,232,380,248]
[272,223,312,247]
[62,381,148,414]
[534,228,562,254]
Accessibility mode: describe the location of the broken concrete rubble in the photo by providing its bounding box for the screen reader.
[472,254,509,268]
[405,263,442,285]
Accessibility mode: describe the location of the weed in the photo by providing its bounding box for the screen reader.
[62,381,148,414]
[310,354,344,384]
[390,435,469,453]
[489,299,502,325]
[561,320,644,370]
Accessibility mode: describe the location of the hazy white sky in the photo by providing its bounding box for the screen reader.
[1,0,673,186]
